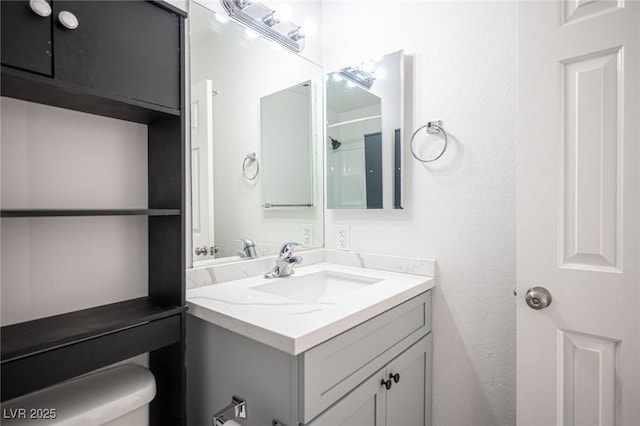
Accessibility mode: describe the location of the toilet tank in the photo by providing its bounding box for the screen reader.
[1,364,156,425]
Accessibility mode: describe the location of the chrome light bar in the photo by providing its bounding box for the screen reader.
[220,0,305,53]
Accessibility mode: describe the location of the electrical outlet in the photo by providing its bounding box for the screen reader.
[302,224,313,246]
[336,225,350,251]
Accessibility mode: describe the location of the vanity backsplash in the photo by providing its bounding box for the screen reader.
[187,249,436,289]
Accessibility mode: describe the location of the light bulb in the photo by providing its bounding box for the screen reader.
[302,19,317,37]
[274,4,293,22]
[346,80,356,88]
[331,73,343,82]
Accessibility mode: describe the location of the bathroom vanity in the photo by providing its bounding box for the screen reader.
[187,263,434,426]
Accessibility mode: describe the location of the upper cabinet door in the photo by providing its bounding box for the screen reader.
[1,0,53,76]
[53,1,180,110]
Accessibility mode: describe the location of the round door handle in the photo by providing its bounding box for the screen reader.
[389,373,400,384]
[525,286,552,310]
[29,0,52,17]
[58,11,79,30]
[380,378,392,390]
[194,246,208,256]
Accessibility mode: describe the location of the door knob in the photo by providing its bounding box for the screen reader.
[58,11,79,30]
[29,0,52,17]
[525,287,552,310]
[194,246,208,256]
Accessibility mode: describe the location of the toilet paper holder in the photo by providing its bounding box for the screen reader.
[212,395,247,426]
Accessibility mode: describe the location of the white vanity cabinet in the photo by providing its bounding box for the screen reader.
[187,290,432,426]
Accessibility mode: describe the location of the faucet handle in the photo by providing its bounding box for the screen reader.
[279,242,302,257]
[236,238,257,259]
[236,238,254,248]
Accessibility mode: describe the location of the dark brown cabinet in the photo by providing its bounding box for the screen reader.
[53,1,180,110]
[0,1,53,76]
[0,1,186,424]
[1,0,180,111]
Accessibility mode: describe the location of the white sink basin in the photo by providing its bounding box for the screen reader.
[250,270,383,304]
[187,263,435,354]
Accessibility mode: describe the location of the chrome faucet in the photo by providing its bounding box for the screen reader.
[264,242,303,279]
[236,238,257,259]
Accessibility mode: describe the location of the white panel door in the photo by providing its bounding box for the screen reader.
[191,79,216,261]
[517,1,639,425]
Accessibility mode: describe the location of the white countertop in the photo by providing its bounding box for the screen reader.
[187,262,435,355]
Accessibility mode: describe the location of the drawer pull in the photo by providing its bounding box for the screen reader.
[29,0,51,17]
[381,378,392,390]
[390,372,400,384]
[58,11,79,30]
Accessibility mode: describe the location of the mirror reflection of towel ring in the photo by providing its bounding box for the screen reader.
[242,152,259,180]
[410,121,448,163]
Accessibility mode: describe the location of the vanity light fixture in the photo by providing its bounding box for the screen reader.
[288,26,305,42]
[261,11,279,26]
[339,66,376,89]
[221,0,306,52]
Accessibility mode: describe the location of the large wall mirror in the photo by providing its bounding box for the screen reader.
[326,50,405,209]
[190,1,324,264]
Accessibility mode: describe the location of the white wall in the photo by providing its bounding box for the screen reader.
[0,98,148,325]
[321,2,517,425]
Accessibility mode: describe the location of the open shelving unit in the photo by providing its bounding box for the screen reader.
[1,1,187,423]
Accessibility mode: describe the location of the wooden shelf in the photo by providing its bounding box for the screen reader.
[1,209,181,218]
[1,66,180,124]
[1,298,187,401]
[1,297,186,362]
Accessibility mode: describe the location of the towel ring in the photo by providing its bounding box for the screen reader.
[410,121,448,163]
[242,152,259,180]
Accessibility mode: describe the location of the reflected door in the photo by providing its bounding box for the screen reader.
[517,2,639,425]
[191,79,215,261]
[364,132,382,209]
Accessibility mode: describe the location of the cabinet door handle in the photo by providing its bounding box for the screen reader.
[380,378,392,390]
[58,11,79,30]
[29,0,52,17]
[389,372,400,384]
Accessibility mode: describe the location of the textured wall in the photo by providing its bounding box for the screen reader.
[320,2,517,425]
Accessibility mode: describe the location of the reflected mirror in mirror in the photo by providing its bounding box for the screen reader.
[326,50,404,209]
[190,2,324,265]
[261,81,313,209]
